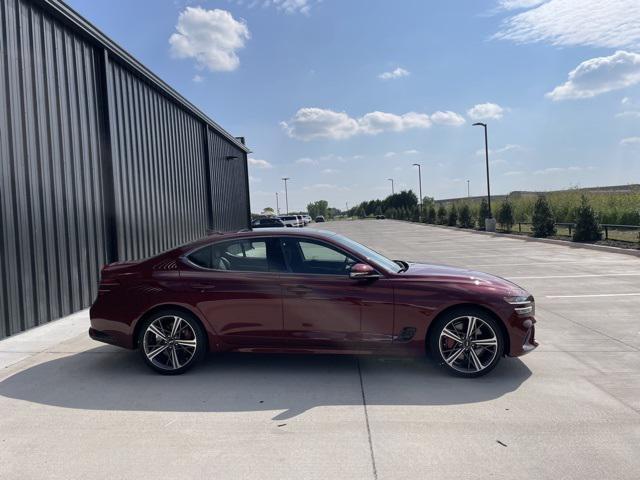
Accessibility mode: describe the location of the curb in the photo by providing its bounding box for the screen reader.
[385,219,640,258]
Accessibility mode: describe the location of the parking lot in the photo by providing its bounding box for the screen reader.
[1,220,639,479]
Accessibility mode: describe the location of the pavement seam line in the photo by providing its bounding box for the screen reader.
[357,358,378,480]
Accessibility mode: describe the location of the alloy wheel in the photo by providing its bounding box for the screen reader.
[438,316,499,374]
[142,315,197,371]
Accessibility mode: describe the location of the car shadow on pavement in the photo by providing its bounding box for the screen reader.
[0,347,531,420]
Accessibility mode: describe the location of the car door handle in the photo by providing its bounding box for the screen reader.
[190,283,217,292]
[286,285,312,295]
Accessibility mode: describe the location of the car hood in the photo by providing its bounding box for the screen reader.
[398,262,525,295]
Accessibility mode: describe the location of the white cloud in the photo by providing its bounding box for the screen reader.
[547,51,640,101]
[622,96,631,104]
[281,108,445,140]
[476,144,523,156]
[296,157,318,165]
[534,166,586,174]
[403,149,420,155]
[281,108,360,140]
[249,175,261,183]
[358,111,431,134]
[384,152,397,158]
[467,102,505,120]
[244,0,316,15]
[620,136,640,146]
[378,67,410,80]
[248,158,273,169]
[169,7,250,72]
[430,110,466,126]
[616,111,640,118]
[498,0,547,10]
[192,74,204,83]
[302,183,349,191]
[494,0,640,49]
[504,170,525,176]
[322,168,339,174]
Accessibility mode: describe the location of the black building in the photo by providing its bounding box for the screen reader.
[0,0,251,338]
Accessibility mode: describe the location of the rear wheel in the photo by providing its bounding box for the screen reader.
[429,308,504,378]
[138,310,206,375]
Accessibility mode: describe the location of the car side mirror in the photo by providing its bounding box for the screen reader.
[349,263,381,280]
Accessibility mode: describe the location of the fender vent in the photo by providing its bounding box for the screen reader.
[153,259,178,270]
[396,327,417,342]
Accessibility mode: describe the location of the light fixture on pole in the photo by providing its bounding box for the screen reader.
[412,163,423,221]
[281,177,290,214]
[387,178,394,195]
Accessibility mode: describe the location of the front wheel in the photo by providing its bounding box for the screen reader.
[429,308,504,378]
[138,310,206,375]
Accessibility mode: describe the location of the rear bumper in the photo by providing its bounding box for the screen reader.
[88,327,117,346]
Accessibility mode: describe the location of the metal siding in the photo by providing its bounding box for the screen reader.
[0,0,106,337]
[208,128,249,232]
[0,0,250,339]
[107,60,210,261]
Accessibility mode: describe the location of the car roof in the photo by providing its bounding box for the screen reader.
[178,228,338,252]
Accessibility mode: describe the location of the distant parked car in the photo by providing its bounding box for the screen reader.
[252,217,285,228]
[302,215,312,225]
[278,215,301,227]
[295,215,305,227]
[315,216,325,222]
[376,215,386,220]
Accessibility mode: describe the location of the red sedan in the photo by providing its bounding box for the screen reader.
[90,229,537,377]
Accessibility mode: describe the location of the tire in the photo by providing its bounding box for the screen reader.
[428,307,504,378]
[138,309,207,375]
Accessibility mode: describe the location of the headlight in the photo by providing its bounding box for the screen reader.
[504,295,535,316]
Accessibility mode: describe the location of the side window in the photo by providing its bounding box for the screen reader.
[283,239,357,275]
[187,238,285,272]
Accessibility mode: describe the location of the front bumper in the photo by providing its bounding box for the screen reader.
[508,315,538,357]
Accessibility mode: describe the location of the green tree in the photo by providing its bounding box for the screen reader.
[532,195,556,237]
[447,204,458,226]
[478,198,490,228]
[306,200,329,219]
[426,205,436,224]
[497,200,515,232]
[459,204,474,228]
[436,204,447,225]
[572,195,602,242]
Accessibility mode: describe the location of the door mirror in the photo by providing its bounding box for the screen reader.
[349,263,380,280]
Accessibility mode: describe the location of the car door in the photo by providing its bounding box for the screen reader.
[180,236,287,347]
[279,237,394,349]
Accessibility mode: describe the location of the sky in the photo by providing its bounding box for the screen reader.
[67,0,640,213]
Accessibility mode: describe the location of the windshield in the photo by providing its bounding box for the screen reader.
[333,234,402,273]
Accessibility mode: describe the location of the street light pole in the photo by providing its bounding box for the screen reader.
[387,178,394,195]
[276,192,280,215]
[467,180,470,198]
[472,122,492,218]
[413,163,423,221]
[282,177,290,214]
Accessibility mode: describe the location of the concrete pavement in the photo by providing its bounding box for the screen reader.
[1,220,639,479]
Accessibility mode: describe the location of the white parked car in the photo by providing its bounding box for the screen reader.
[302,215,312,225]
[278,215,301,227]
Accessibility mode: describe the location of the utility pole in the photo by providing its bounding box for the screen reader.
[282,177,290,214]
[472,122,492,216]
[413,163,423,221]
[387,178,394,195]
[276,192,280,215]
[467,180,470,198]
